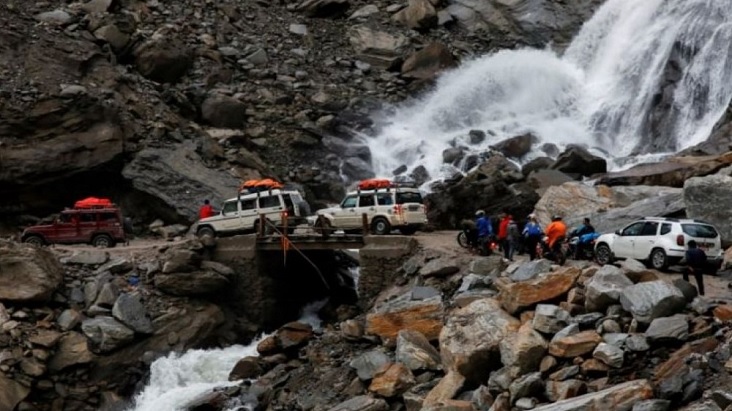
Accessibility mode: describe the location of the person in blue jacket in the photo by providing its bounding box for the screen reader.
[571,218,596,259]
[475,210,493,253]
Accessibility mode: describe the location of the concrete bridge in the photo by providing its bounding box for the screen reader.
[208,234,418,336]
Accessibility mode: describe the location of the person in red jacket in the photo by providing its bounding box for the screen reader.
[497,211,512,258]
[199,199,215,219]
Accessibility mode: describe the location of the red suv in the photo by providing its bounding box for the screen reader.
[21,207,126,248]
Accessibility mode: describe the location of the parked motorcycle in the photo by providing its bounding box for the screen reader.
[567,232,601,261]
[457,228,498,256]
[537,237,568,266]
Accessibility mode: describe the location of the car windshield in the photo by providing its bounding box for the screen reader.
[682,224,718,238]
[396,192,422,204]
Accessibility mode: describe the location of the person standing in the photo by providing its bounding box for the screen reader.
[199,199,215,219]
[475,210,493,255]
[506,215,519,261]
[545,215,568,259]
[522,214,543,260]
[497,211,510,254]
[684,240,707,296]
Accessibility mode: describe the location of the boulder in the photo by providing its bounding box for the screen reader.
[713,305,732,322]
[528,169,577,194]
[327,395,388,411]
[551,324,580,343]
[499,266,580,314]
[439,298,520,384]
[276,321,314,350]
[366,294,444,342]
[94,23,131,51]
[584,265,633,312]
[349,4,379,19]
[369,363,416,397]
[645,315,689,343]
[532,379,653,411]
[154,271,230,296]
[349,25,409,69]
[509,372,544,403]
[350,350,391,380]
[626,335,650,352]
[48,332,95,371]
[201,94,247,129]
[393,0,437,30]
[29,330,62,348]
[228,356,264,380]
[684,174,732,243]
[551,146,607,177]
[396,330,441,371]
[35,10,74,25]
[632,400,671,411]
[57,309,83,331]
[545,380,587,402]
[549,365,580,381]
[297,0,351,17]
[532,304,571,334]
[0,241,63,303]
[492,133,537,159]
[0,374,30,411]
[597,152,732,188]
[619,281,686,323]
[423,371,465,407]
[548,331,602,358]
[420,258,460,278]
[81,317,135,353]
[470,256,507,275]
[510,259,553,282]
[401,43,456,80]
[133,35,192,83]
[112,293,153,334]
[63,249,109,265]
[499,322,547,374]
[592,343,624,368]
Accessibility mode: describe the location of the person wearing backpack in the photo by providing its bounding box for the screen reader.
[522,214,543,260]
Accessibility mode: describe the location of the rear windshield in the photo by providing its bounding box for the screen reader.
[682,224,718,238]
[396,192,422,204]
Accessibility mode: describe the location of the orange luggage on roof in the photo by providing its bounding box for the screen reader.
[254,179,283,189]
[358,179,391,190]
[74,197,113,209]
[239,178,284,192]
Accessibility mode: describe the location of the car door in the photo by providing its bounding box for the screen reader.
[357,193,377,226]
[613,222,645,259]
[238,198,258,230]
[218,200,242,232]
[332,195,359,228]
[258,195,285,223]
[53,213,79,243]
[632,222,660,260]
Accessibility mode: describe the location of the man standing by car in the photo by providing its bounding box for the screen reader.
[545,215,567,259]
[684,240,706,296]
[199,199,215,219]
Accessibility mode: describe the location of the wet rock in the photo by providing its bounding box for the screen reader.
[548,331,602,358]
[401,43,456,81]
[532,379,653,411]
[440,298,520,384]
[48,332,95,372]
[229,356,264,380]
[442,147,464,164]
[154,271,230,296]
[349,25,408,69]
[532,304,571,334]
[0,241,63,303]
[492,133,537,159]
[592,343,624,368]
[327,395,388,411]
[598,152,732,188]
[500,322,548,374]
[297,0,351,18]
[632,399,671,411]
[350,350,390,380]
[0,374,30,411]
[469,130,486,144]
[509,372,544,403]
[545,380,587,402]
[81,317,135,353]
[133,35,192,83]
[396,329,441,371]
[500,267,580,314]
[584,265,633,312]
[35,10,73,25]
[684,174,732,243]
[366,294,444,341]
[392,0,437,30]
[523,157,555,176]
[470,256,506,275]
[511,259,553,282]
[112,293,153,334]
[551,145,607,177]
[619,280,686,323]
[626,334,650,352]
[645,315,688,342]
[201,94,247,129]
[369,363,416,397]
[276,322,314,350]
[420,258,460,278]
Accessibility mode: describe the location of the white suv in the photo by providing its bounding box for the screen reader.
[315,186,427,235]
[196,189,310,238]
[594,217,723,270]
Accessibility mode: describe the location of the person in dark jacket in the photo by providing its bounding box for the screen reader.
[475,210,493,254]
[684,240,707,296]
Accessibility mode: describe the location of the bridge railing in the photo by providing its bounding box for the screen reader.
[256,213,370,240]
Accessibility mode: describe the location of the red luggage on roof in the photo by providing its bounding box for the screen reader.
[74,197,113,209]
[358,179,391,190]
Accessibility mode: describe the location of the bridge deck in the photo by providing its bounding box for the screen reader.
[256,234,365,250]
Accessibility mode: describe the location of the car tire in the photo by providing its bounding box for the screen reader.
[197,226,215,239]
[314,217,332,238]
[92,234,114,248]
[371,218,391,235]
[23,235,45,247]
[595,244,613,265]
[399,227,417,235]
[650,248,669,271]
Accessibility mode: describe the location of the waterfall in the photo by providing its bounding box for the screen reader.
[366,0,732,180]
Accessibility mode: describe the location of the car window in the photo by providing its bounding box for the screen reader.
[682,224,719,238]
[396,192,422,204]
[240,199,256,211]
[622,222,645,236]
[258,196,281,209]
[640,222,659,236]
[660,223,672,235]
[376,194,393,205]
[359,195,375,207]
[342,196,357,208]
[100,212,117,221]
[222,201,238,215]
[79,213,96,223]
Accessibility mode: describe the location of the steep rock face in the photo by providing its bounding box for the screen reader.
[684,174,732,244]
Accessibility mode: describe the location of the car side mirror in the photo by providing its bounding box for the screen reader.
[615,229,621,235]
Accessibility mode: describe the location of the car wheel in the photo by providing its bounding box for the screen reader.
[595,244,613,265]
[371,218,391,235]
[197,226,215,239]
[399,227,417,235]
[314,217,332,238]
[23,235,45,247]
[92,234,114,248]
[650,248,669,270]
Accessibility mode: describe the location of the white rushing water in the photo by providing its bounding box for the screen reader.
[367,0,732,180]
[130,300,328,411]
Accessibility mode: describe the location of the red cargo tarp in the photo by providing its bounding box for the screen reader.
[358,179,391,190]
[74,197,113,209]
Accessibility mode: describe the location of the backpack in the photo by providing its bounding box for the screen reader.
[526,223,541,237]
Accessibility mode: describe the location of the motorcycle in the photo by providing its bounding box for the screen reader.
[537,236,568,266]
[567,232,601,261]
[457,228,498,256]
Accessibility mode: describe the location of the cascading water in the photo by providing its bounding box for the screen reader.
[366,0,732,181]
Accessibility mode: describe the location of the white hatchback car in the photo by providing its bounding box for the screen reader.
[315,186,427,235]
[594,217,723,270]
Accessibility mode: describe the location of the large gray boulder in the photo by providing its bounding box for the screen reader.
[684,174,732,244]
[0,374,30,411]
[201,94,247,129]
[81,317,135,353]
[511,259,553,282]
[350,350,390,380]
[532,304,571,334]
[500,322,547,374]
[112,293,153,334]
[584,265,634,312]
[619,281,686,324]
[327,395,388,411]
[645,315,689,343]
[0,241,63,303]
[133,34,192,83]
[348,26,409,69]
